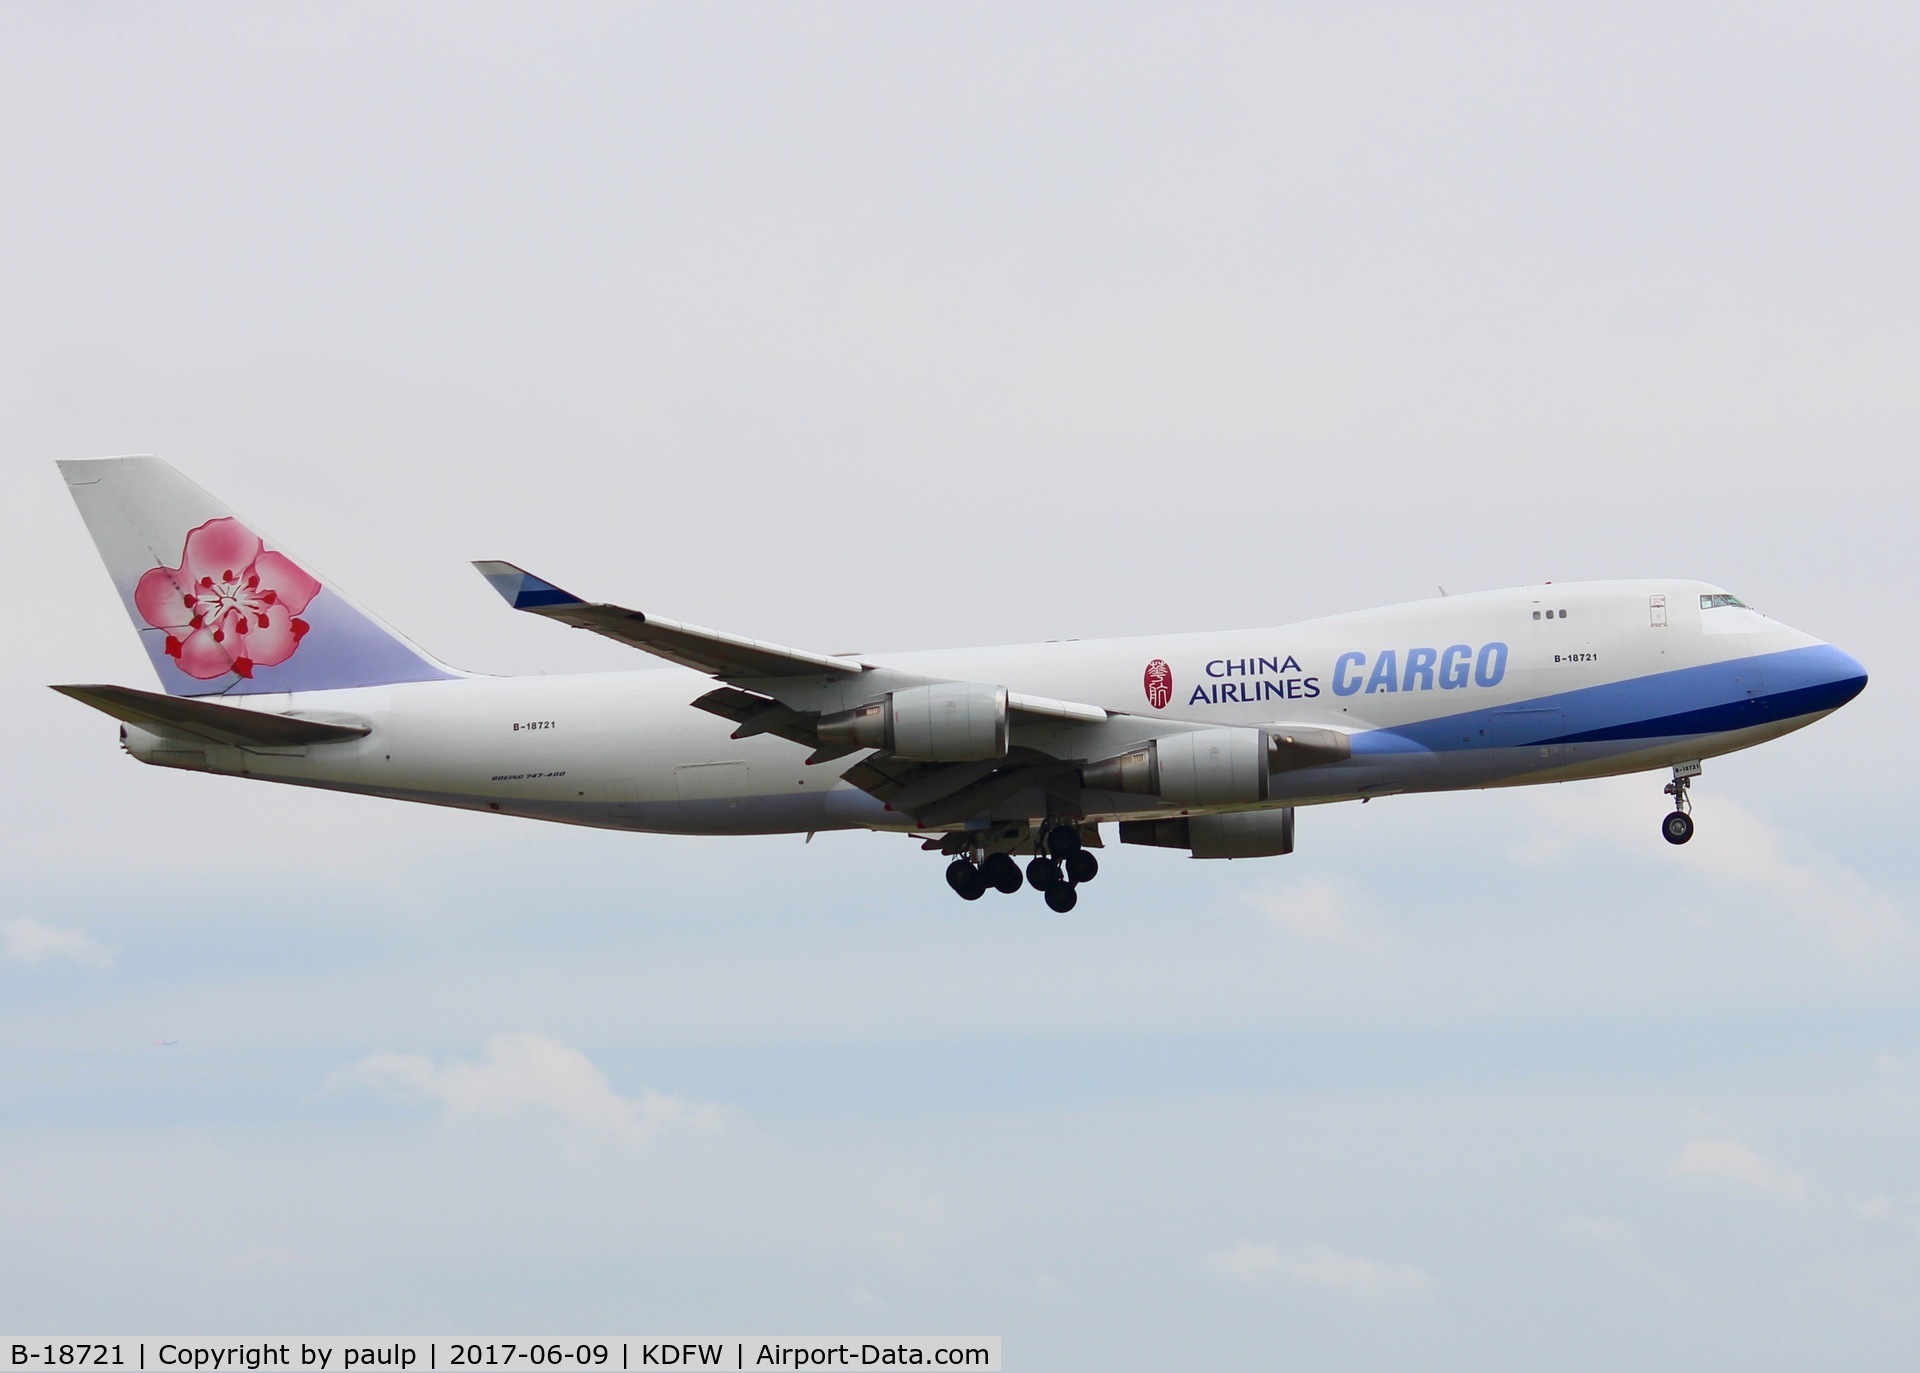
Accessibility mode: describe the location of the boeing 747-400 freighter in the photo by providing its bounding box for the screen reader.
[53,457,1867,910]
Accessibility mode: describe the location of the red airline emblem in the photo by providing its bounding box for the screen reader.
[1144,658,1174,710]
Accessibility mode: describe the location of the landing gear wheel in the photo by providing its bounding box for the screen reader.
[1046,826,1082,860]
[1026,856,1063,892]
[1044,883,1079,913]
[945,858,986,900]
[980,852,1024,894]
[1064,850,1099,884]
[1661,762,1699,847]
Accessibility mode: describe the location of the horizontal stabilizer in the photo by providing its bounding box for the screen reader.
[51,683,371,748]
[473,560,864,679]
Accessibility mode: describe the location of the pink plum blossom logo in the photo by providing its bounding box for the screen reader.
[134,517,321,680]
[1144,658,1173,710]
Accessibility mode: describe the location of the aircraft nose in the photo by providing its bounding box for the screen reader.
[1819,643,1869,708]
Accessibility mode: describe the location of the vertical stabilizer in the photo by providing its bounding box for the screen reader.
[58,456,460,696]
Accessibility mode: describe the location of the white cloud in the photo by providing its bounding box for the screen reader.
[333,1033,720,1149]
[1510,778,1908,958]
[1209,1242,1430,1297]
[869,1178,947,1253]
[1560,1215,1634,1245]
[2,919,111,969]
[1670,1138,1809,1201]
[1855,1192,1920,1234]
[1243,876,1387,953]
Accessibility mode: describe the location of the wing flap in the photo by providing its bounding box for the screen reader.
[689,687,820,747]
[913,762,1074,827]
[839,754,930,806]
[1008,692,1109,723]
[839,748,1076,825]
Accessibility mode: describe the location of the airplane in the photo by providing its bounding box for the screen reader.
[53,457,1867,912]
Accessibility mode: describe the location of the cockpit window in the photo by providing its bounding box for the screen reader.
[1700,594,1748,610]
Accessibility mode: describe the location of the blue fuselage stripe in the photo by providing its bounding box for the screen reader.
[1544,677,1863,744]
[1365,645,1866,754]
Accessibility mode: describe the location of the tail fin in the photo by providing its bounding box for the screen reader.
[59,456,460,696]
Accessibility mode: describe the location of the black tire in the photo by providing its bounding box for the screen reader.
[1026,855,1063,892]
[1064,850,1099,884]
[1662,811,1695,845]
[981,852,1024,894]
[1047,826,1083,860]
[945,858,986,899]
[1044,883,1079,913]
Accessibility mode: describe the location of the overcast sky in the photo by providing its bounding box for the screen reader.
[3,4,1918,1367]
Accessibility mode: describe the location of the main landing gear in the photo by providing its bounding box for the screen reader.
[941,823,1099,911]
[941,853,1029,900]
[1661,761,1700,845]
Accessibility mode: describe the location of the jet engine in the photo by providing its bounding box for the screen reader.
[1119,809,1296,859]
[1081,725,1348,805]
[816,682,1010,761]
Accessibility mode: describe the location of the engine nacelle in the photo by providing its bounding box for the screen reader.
[1120,808,1296,859]
[816,682,1009,761]
[1082,725,1349,803]
[1082,726,1265,804]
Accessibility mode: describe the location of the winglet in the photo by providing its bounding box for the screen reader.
[472,561,596,613]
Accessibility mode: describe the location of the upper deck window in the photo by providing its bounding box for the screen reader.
[1700,594,1748,610]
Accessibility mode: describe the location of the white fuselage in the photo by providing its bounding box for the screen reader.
[122,579,1866,837]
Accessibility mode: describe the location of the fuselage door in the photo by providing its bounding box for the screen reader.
[1650,594,1668,628]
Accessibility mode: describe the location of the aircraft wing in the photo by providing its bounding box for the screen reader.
[835,749,1081,827]
[51,683,371,747]
[475,562,1122,823]
[474,562,1110,722]
[473,561,863,679]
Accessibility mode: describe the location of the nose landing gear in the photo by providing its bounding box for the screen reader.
[1661,761,1700,845]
